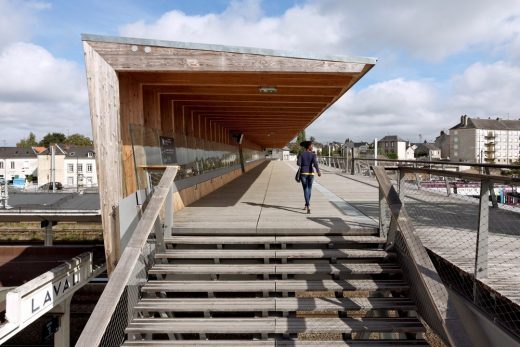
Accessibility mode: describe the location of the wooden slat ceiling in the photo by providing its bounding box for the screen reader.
[85,35,376,149]
[128,71,369,148]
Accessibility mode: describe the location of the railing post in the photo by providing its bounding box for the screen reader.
[158,185,174,254]
[474,180,489,281]
[484,168,498,208]
[379,187,390,239]
[350,149,355,175]
[413,163,421,189]
[398,169,406,209]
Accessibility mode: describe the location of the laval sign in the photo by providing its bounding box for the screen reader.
[0,252,102,345]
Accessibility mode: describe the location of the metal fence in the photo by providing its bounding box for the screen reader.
[351,158,520,339]
[76,166,178,347]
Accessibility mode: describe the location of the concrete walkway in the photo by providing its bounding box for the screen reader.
[173,160,520,305]
[173,161,377,234]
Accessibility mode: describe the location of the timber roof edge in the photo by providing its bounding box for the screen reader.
[81,33,378,65]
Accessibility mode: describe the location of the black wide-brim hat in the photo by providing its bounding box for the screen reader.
[299,140,312,148]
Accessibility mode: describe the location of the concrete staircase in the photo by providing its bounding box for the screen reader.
[122,229,429,346]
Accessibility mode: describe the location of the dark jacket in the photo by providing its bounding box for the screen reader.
[297,151,320,174]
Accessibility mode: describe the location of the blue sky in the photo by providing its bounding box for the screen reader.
[1,0,520,145]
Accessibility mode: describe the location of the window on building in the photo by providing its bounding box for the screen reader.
[67,163,74,173]
[67,177,74,186]
[77,164,83,173]
[0,162,3,169]
[87,163,93,173]
[10,161,15,169]
[87,152,93,158]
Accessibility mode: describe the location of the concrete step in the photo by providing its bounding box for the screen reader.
[125,317,425,335]
[149,263,402,276]
[141,279,409,294]
[165,235,386,245]
[134,297,416,313]
[172,228,379,236]
[123,340,429,346]
[155,249,393,260]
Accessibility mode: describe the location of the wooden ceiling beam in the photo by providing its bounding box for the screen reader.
[182,106,324,113]
[125,71,354,87]
[164,94,334,103]
[168,100,329,108]
[148,85,342,96]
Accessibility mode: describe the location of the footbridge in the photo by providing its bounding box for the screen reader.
[74,34,518,346]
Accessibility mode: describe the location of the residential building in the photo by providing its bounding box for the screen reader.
[450,115,520,164]
[269,147,294,161]
[414,142,441,159]
[38,145,97,188]
[434,131,451,159]
[0,147,39,182]
[405,144,416,160]
[377,135,408,160]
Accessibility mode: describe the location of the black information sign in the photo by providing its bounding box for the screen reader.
[159,136,177,164]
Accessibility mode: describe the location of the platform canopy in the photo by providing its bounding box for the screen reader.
[82,34,376,272]
[82,34,376,149]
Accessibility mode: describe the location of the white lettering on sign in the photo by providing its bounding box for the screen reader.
[27,271,81,318]
[5,253,92,325]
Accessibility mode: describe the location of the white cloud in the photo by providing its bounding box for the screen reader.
[449,61,520,117]
[308,78,442,142]
[119,0,520,144]
[119,1,345,54]
[0,42,89,145]
[0,0,33,48]
[120,0,520,61]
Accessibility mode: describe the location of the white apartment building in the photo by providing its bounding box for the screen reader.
[378,135,408,160]
[0,147,39,182]
[450,115,520,164]
[38,145,98,188]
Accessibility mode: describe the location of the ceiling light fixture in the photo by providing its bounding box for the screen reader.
[259,86,278,94]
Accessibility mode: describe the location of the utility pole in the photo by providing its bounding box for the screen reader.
[51,145,56,193]
[374,138,378,166]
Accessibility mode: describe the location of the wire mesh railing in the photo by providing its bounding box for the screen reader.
[76,166,178,347]
[373,166,469,346]
[359,159,520,339]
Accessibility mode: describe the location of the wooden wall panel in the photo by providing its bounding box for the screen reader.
[172,160,266,212]
[83,42,123,274]
[160,97,174,133]
[89,41,367,74]
[119,73,144,197]
[143,88,161,129]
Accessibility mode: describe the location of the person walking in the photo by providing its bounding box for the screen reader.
[297,141,321,214]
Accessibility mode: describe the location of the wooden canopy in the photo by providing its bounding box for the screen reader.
[83,34,376,149]
[82,34,376,272]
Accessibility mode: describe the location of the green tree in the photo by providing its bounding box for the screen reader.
[39,132,66,147]
[65,133,93,146]
[16,132,38,147]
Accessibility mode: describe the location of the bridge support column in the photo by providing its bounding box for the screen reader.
[53,297,71,347]
[41,220,56,246]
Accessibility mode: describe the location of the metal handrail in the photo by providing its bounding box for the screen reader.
[76,166,178,347]
[354,157,520,170]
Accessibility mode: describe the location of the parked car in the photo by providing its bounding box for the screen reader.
[39,182,63,190]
